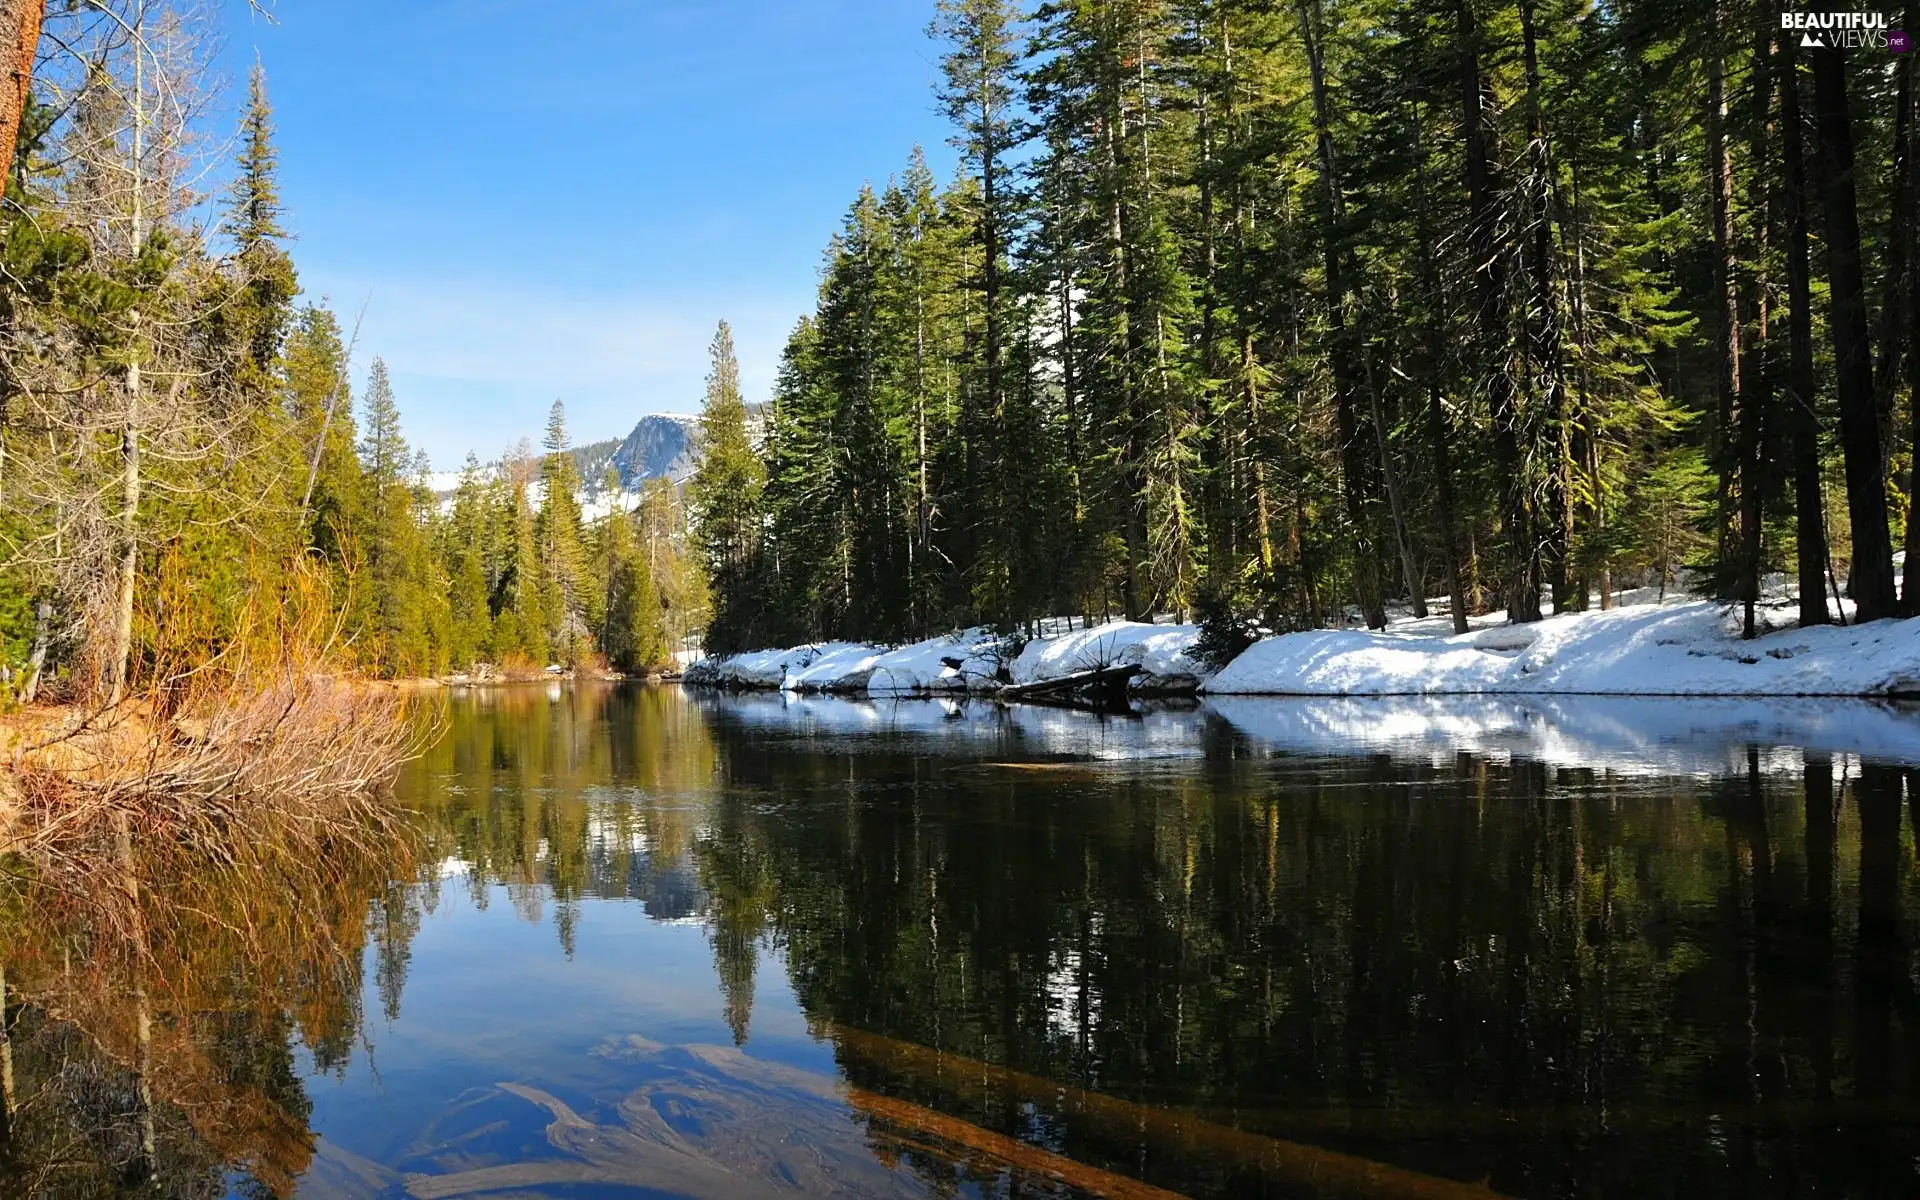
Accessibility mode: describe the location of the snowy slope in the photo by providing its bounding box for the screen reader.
[867,629,1008,695]
[1009,621,1210,692]
[1204,599,1920,696]
[683,643,883,691]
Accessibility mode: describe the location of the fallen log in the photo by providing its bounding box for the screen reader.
[831,1023,1510,1200]
[1000,663,1142,703]
[850,1088,1185,1200]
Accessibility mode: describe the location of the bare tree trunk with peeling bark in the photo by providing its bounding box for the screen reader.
[107,8,146,706]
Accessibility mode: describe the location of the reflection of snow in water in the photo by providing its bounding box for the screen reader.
[584,808,651,856]
[1044,915,1103,1046]
[1204,695,1920,774]
[699,692,1211,761]
[696,690,1920,773]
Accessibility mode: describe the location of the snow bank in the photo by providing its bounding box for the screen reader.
[683,646,800,689]
[690,621,1211,697]
[1204,600,1920,697]
[1010,621,1211,693]
[866,629,1007,696]
[785,643,884,691]
[683,642,883,691]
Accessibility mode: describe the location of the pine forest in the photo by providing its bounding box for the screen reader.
[1,0,1915,693]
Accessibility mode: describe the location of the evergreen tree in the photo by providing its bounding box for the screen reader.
[218,62,297,400]
[447,453,493,669]
[506,473,548,667]
[288,306,361,568]
[537,399,588,663]
[691,321,768,654]
[356,359,429,674]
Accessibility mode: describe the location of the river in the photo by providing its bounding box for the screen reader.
[4,683,1919,1197]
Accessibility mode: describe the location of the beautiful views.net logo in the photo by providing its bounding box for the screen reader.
[1781,10,1902,50]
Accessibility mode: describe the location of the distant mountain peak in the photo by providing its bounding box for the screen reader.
[431,412,700,503]
[589,413,698,495]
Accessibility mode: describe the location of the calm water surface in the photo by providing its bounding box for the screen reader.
[8,685,1920,1198]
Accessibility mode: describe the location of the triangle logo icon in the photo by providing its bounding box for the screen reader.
[1801,30,1824,46]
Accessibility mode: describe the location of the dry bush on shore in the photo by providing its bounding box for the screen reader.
[1,558,438,946]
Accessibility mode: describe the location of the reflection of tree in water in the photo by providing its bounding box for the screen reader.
[688,698,1920,1200]
[0,684,739,1196]
[0,812,415,1196]
[401,683,720,931]
[696,791,778,1046]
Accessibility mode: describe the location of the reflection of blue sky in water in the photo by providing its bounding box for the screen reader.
[299,881,909,1197]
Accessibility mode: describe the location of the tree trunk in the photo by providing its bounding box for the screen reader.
[18,598,47,701]
[979,49,1002,486]
[1899,2,1920,613]
[1566,151,1609,611]
[1519,0,1572,613]
[1300,0,1386,628]
[1415,105,1470,633]
[1707,1,1743,568]
[1222,17,1276,590]
[1811,49,1897,621]
[1458,0,1538,622]
[1365,356,1426,618]
[0,1,42,203]
[1878,3,1914,441]
[0,958,12,1163]
[1780,37,1830,626]
[1105,38,1149,623]
[108,332,140,704]
[1738,28,1775,639]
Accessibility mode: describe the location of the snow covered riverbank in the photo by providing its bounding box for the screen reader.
[1204,599,1920,696]
[683,622,1210,696]
[684,595,1920,700]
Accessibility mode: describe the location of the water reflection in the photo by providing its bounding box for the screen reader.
[4,686,1920,1197]
[0,810,407,1196]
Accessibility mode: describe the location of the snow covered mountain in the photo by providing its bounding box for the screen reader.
[428,413,700,513]
[607,412,700,487]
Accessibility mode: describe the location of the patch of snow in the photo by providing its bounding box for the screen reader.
[1011,621,1210,693]
[1204,599,1920,697]
[866,628,1007,696]
[684,642,884,691]
[686,645,804,689]
[785,642,885,691]
[579,488,641,523]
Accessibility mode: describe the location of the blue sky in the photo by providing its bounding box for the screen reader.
[224,0,955,468]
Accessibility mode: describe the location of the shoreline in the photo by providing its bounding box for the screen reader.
[682,598,1920,703]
